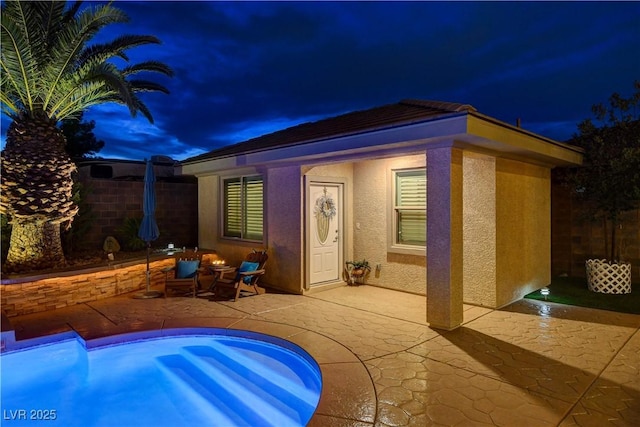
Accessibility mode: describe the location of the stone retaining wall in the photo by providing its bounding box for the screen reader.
[1,258,174,317]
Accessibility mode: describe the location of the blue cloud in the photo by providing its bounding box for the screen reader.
[2,1,638,159]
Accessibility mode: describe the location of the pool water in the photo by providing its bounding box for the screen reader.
[1,329,322,426]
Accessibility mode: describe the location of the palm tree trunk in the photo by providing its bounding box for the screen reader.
[5,218,65,271]
[1,113,78,273]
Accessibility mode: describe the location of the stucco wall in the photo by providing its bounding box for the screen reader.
[425,147,464,329]
[196,172,273,288]
[196,167,303,293]
[495,158,551,307]
[353,155,427,294]
[193,152,552,305]
[264,166,303,293]
[462,152,497,306]
[197,174,219,250]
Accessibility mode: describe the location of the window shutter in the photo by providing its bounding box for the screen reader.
[395,170,426,246]
[397,209,426,245]
[396,170,426,206]
[223,175,263,241]
[244,177,263,240]
[224,178,242,238]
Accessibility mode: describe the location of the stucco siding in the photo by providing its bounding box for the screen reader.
[353,155,426,294]
[264,166,304,293]
[196,168,303,293]
[198,175,219,250]
[197,174,266,281]
[463,152,497,306]
[495,158,551,307]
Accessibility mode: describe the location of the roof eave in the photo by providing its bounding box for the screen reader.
[181,111,584,176]
[181,114,470,176]
[464,112,583,167]
[181,111,468,166]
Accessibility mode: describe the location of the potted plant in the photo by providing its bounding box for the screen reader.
[345,259,371,285]
[565,82,640,294]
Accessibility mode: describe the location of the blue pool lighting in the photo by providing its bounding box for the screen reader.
[1,328,322,426]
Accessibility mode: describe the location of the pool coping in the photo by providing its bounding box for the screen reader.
[1,317,377,426]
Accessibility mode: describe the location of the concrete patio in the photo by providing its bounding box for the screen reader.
[4,285,640,426]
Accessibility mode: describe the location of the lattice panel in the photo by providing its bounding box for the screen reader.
[586,259,632,294]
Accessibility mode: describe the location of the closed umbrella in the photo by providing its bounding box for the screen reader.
[134,159,162,299]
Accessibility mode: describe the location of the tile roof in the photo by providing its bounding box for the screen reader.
[184,99,476,163]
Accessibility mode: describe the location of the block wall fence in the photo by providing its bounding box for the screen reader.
[79,178,198,251]
[551,173,640,281]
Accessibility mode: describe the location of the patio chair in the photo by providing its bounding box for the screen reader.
[163,250,203,298]
[212,250,268,301]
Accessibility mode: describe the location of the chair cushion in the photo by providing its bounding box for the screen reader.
[176,260,200,279]
[237,261,259,284]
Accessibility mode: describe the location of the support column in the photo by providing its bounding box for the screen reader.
[426,147,464,330]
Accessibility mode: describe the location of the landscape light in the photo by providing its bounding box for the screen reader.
[540,287,550,300]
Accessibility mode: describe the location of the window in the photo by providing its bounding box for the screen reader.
[222,175,263,241]
[393,169,426,247]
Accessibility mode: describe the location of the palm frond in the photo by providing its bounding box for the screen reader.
[61,1,83,26]
[122,60,174,77]
[55,95,113,121]
[1,51,26,116]
[130,93,154,123]
[1,0,39,113]
[129,79,170,95]
[1,0,172,124]
[49,61,131,120]
[0,89,20,118]
[78,43,129,64]
[77,34,161,66]
[35,1,67,55]
[52,78,119,120]
[101,91,156,124]
[42,3,129,112]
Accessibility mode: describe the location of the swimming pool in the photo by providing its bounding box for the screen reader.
[1,329,322,426]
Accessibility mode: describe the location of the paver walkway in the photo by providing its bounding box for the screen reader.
[4,285,639,426]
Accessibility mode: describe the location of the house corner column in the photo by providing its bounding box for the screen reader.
[426,147,464,330]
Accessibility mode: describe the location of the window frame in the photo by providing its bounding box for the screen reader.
[389,167,427,256]
[220,174,264,243]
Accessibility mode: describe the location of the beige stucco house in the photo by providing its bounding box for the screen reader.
[181,100,583,330]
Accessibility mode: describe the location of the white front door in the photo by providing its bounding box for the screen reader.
[308,181,343,286]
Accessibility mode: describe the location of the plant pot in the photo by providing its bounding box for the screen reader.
[346,269,367,285]
[585,259,632,294]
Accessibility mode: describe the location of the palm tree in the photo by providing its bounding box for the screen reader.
[1,1,173,273]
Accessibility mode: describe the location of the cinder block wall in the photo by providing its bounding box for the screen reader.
[79,179,198,251]
[551,173,640,281]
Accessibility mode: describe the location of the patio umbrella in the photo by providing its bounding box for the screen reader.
[134,159,162,299]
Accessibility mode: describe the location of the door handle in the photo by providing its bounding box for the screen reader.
[333,230,339,242]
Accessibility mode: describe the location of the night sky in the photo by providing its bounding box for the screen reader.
[1,1,639,161]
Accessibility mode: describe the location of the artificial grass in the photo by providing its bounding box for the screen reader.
[525,276,640,315]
